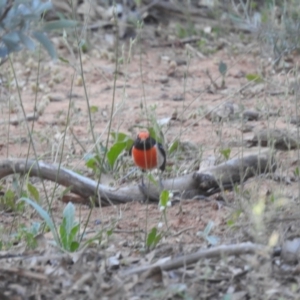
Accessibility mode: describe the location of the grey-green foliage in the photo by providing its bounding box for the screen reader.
[0,0,76,59]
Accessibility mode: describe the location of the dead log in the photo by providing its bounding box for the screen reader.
[0,150,276,205]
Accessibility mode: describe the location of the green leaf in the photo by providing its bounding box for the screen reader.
[206,235,219,245]
[148,127,163,144]
[63,202,76,236]
[59,219,68,249]
[33,31,56,59]
[269,194,275,203]
[107,141,127,168]
[5,189,15,202]
[226,219,235,227]
[84,153,100,171]
[146,227,157,248]
[146,173,157,186]
[30,222,41,235]
[19,197,60,246]
[79,39,89,53]
[107,228,113,237]
[218,61,227,76]
[84,153,95,163]
[69,223,80,241]
[154,233,162,246]
[18,31,35,51]
[245,73,263,83]
[90,106,98,113]
[43,20,78,31]
[2,32,21,52]
[70,241,79,252]
[220,148,231,160]
[126,139,134,151]
[295,167,300,177]
[59,56,69,63]
[27,183,39,202]
[227,210,242,227]
[35,1,53,14]
[111,132,134,151]
[203,221,214,236]
[168,139,180,155]
[111,132,128,142]
[159,190,170,207]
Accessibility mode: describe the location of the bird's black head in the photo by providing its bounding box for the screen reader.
[134,132,156,150]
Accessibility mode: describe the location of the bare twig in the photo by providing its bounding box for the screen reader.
[0,266,48,281]
[120,242,269,277]
[205,69,219,90]
[172,226,195,237]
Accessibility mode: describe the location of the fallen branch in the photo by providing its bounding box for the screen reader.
[120,242,270,277]
[0,150,276,205]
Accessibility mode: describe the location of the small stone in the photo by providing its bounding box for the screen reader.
[47,93,64,102]
[175,58,187,66]
[239,124,254,133]
[243,110,260,121]
[31,83,44,93]
[156,76,169,84]
[167,60,177,76]
[172,95,184,101]
[52,74,64,84]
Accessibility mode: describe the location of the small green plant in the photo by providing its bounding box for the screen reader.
[85,132,134,175]
[0,188,24,212]
[220,148,231,160]
[197,221,219,245]
[218,61,227,88]
[159,189,171,228]
[197,37,219,55]
[175,22,196,38]
[19,198,81,252]
[168,139,180,155]
[107,132,133,170]
[226,209,242,227]
[145,190,171,251]
[84,152,106,175]
[89,105,99,114]
[15,222,41,249]
[294,166,300,178]
[26,182,40,202]
[245,73,263,83]
[59,202,80,252]
[146,227,162,250]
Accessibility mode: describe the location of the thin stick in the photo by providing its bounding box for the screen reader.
[120,242,269,277]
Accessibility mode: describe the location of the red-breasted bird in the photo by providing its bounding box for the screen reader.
[129,131,166,188]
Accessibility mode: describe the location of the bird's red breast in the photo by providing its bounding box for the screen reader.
[130,131,166,172]
[132,144,159,170]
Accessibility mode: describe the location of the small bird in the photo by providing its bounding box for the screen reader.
[129,131,166,188]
